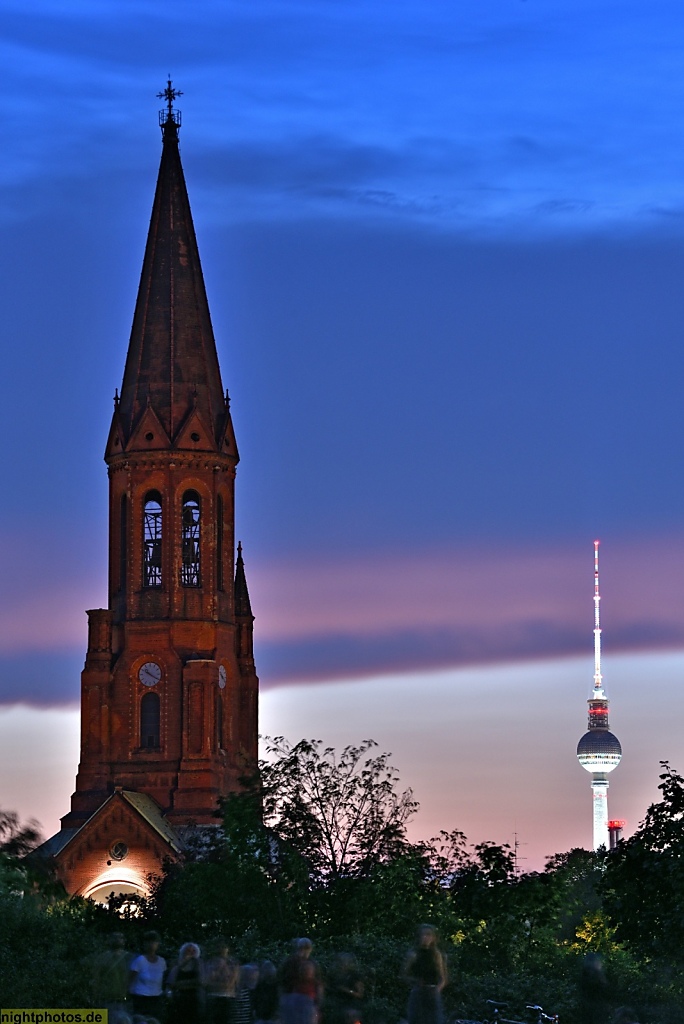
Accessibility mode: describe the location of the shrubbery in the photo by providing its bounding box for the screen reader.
[4,746,684,1022]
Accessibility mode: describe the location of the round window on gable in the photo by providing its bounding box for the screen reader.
[191,432,200,442]
[145,432,154,441]
[110,841,128,861]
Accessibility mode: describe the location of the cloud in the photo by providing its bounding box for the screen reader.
[5,534,684,705]
[0,653,82,707]
[5,1,684,234]
[247,537,684,683]
[0,584,94,654]
[196,136,406,193]
[532,198,595,216]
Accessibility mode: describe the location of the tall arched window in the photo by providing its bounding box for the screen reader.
[217,495,224,591]
[181,491,201,587]
[216,692,223,750]
[140,692,160,749]
[143,492,163,587]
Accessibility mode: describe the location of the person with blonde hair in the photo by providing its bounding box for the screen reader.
[168,942,203,1024]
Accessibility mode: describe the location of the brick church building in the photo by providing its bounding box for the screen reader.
[40,86,259,901]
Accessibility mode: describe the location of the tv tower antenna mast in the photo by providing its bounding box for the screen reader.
[577,541,622,851]
[593,539,602,691]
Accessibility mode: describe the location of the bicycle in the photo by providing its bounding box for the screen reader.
[454,998,559,1024]
[524,1006,558,1024]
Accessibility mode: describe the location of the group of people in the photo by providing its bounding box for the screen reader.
[88,927,641,1024]
[89,932,367,1024]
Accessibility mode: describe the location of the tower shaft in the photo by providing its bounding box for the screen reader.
[592,776,609,852]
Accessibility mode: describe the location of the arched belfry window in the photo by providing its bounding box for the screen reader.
[140,692,160,749]
[181,491,201,587]
[143,492,163,588]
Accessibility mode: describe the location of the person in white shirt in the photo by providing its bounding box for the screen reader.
[129,930,167,1018]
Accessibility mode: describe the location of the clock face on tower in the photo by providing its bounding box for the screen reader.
[218,665,227,689]
[138,662,162,686]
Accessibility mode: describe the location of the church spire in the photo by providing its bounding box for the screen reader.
[117,81,227,446]
[234,541,253,618]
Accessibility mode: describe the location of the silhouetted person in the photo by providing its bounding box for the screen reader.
[234,963,259,1024]
[612,1010,640,1024]
[253,961,280,1024]
[90,931,132,1021]
[579,952,611,1024]
[168,942,203,1024]
[323,953,364,1024]
[405,925,447,1024]
[280,939,322,1024]
[205,942,239,1024]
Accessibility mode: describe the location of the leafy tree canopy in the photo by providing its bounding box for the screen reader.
[0,810,43,897]
[603,761,684,961]
[260,737,418,883]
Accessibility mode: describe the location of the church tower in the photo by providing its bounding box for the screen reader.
[45,85,259,900]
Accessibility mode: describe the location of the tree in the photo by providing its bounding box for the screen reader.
[603,761,684,962]
[152,786,306,941]
[533,848,603,944]
[151,738,417,940]
[260,737,418,883]
[0,809,43,896]
[0,810,41,858]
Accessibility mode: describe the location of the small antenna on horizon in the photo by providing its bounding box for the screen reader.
[593,540,602,692]
[513,831,527,876]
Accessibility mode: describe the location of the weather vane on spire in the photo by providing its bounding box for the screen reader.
[157,76,183,128]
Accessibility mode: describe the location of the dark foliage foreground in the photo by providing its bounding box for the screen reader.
[3,744,684,1023]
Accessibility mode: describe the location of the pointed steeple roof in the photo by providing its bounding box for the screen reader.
[234,542,253,618]
[117,103,226,446]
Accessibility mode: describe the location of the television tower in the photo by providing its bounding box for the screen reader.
[576,541,622,851]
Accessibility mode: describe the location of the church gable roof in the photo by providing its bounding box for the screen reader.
[50,790,183,864]
[173,402,218,452]
[120,790,183,853]
[125,402,172,453]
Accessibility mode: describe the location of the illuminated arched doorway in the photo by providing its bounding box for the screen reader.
[82,871,149,906]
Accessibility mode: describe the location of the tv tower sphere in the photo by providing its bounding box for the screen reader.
[576,541,622,851]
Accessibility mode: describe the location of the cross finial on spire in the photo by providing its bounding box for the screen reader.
[157,76,183,129]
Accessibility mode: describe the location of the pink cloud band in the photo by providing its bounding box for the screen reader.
[2,535,683,699]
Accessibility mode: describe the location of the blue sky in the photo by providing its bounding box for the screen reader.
[5,1,684,232]
[3,0,684,851]
[5,1,684,690]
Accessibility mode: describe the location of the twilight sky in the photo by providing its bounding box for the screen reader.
[2,0,684,867]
